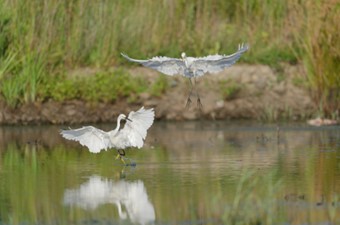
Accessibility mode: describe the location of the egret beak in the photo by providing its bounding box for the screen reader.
[126,118,132,122]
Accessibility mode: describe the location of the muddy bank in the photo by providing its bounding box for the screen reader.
[0,64,316,125]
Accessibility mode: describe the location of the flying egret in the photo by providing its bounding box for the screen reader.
[121,43,249,108]
[60,107,154,165]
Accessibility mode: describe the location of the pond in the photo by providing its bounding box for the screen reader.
[0,121,339,225]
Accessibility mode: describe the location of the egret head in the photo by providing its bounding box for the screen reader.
[118,114,132,122]
[118,114,126,120]
[181,52,186,59]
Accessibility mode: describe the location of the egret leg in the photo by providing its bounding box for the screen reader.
[115,154,126,165]
[115,149,127,165]
[194,78,203,110]
[185,78,194,108]
[115,150,136,166]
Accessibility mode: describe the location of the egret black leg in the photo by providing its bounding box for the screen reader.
[118,149,125,156]
[185,97,192,109]
[194,78,203,110]
[115,149,127,164]
[185,78,194,108]
[197,97,203,110]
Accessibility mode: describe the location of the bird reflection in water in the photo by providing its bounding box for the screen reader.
[63,175,155,225]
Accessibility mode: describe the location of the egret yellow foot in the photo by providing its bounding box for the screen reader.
[115,153,136,166]
[115,153,127,165]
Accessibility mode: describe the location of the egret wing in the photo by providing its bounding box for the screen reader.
[121,53,185,76]
[191,43,249,76]
[113,107,155,149]
[60,126,110,153]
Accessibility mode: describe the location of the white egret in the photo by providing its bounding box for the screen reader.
[121,43,249,108]
[60,107,154,165]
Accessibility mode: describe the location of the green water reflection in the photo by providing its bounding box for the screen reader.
[0,122,339,224]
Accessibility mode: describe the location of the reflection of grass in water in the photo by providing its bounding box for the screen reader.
[0,144,338,224]
[217,170,284,224]
[188,169,339,225]
[0,145,125,224]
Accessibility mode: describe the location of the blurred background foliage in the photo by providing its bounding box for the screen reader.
[0,0,339,114]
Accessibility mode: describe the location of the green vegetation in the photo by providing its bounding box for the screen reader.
[1,68,149,107]
[219,79,242,100]
[1,52,47,107]
[150,76,169,97]
[39,69,148,103]
[290,0,340,115]
[259,105,295,122]
[0,0,339,115]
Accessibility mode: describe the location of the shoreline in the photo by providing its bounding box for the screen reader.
[0,64,316,125]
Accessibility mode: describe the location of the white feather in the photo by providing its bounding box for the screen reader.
[113,107,155,149]
[60,107,155,153]
[121,43,249,78]
[60,126,110,153]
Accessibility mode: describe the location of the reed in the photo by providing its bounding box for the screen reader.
[289,0,340,116]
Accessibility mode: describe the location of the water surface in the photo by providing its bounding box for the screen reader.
[0,121,339,224]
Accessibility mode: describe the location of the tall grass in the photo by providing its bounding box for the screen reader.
[0,51,46,107]
[0,0,338,114]
[0,0,291,65]
[289,0,340,116]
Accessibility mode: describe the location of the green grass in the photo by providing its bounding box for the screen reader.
[0,51,46,107]
[0,0,339,115]
[38,69,148,103]
[259,105,295,122]
[219,79,242,100]
[290,0,340,115]
[150,76,169,97]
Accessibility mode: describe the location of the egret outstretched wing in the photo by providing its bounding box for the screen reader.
[121,53,185,76]
[191,43,249,76]
[114,107,155,149]
[60,126,110,153]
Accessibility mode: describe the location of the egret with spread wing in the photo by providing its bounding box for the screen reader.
[121,43,249,108]
[60,107,154,165]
